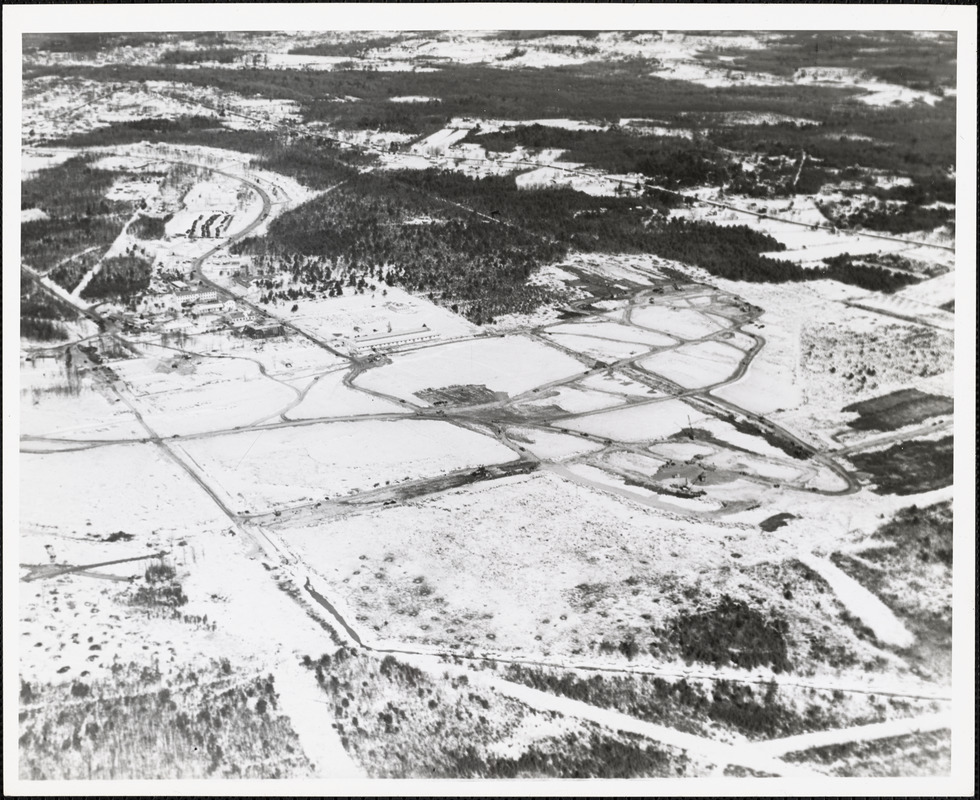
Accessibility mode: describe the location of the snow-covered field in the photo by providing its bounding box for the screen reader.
[630,305,730,340]
[896,271,956,308]
[355,335,586,404]
[712,350,804,416]
[544,321,678,347]
[850,294,955,332]
[270,471,752,657]
[112,355,297,436]
[640,340,745,389]
[287,370,405,419]
[20,360,145,441]
[518,384,626,415]
[504,426,606,461]
[579,371,661,399]
[20,443,228,537]
[561,398,709,442]
[167,333,346,383]
[254,287,477,350]
[176,419,515,512]
[543,332,654,362]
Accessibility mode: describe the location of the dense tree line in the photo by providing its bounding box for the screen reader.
[235,166,923,322]
[80,254,154,301]
[129,214,169,240]
[28,60,876,138]
[822,200,953,235]
[158,47,246,65]
[654,595,793,673]
[288,36,404,59]
[53,121,361,190]
[20,279,76,341]
[465,125,741,190]
[21,156,132,275]
[234,170,566,324]
[705,30,956,92]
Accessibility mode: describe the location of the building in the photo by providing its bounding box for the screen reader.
[192,301,229,317]
[241,321,285,339]
[220,310,250,327]
[351,326,437,355]
[176,288,220,305]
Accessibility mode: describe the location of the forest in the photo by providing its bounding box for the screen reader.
[158,47,246,65]
[288,36,405,58]
[80,254,155,303]
[20,278,77,342]
[21,156,132,276]
[26,59,876,137]
[233,165,921,323]
[52,119,362,190]
[699,30,957,93]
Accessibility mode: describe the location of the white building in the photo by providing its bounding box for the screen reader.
[351,326,437,355]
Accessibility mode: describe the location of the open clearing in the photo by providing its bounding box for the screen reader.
[20,443,227,537]
[630,305,731,340]
[542,333,657,362]
[21,361,145,441]
[561,399,709,442]
[176,419,515,512]
[287,370,405,419]
[640,340,745,389]
[274,471,895,674]
[504,426,607,461]
[355,336,586,405]
[113,355,297,436]
[517,385,626,416]
[542,321,678,348]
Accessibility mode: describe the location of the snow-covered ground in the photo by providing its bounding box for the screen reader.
[518,384,626,415]
[631,305,731,339]
[20,442,228,538]
[640,340,745,389]
[355,335,586,404]
[562,398,709,442]
[270,470,753,657]
[504,426,606,461]
[113,354,298,437]
[287,369,405,419]
[175,419,515,512]
[543,321,679,348]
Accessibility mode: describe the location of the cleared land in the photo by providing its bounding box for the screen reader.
[175,419,516,512]
[640,340,746,389]
[355,336,586,405]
